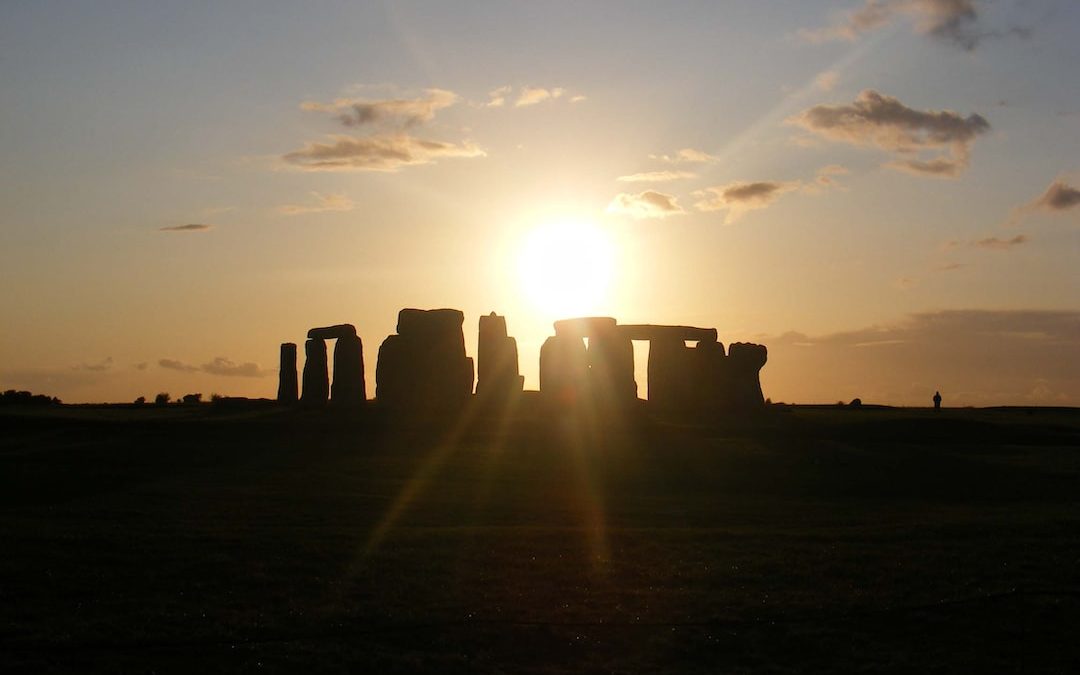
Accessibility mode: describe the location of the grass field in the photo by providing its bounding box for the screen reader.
[2,403,1079,672]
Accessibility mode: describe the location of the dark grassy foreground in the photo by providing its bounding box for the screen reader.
[1,402,1079,673]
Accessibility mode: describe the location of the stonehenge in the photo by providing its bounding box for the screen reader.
[539,318,767,414]
[277,343,298,403]
[308,324,357,341]
[376,308,474,411]
[300,338,329,404]
[541,316,636,409]
[280,324,366,406]
[331,334,366,405]
[277,309,767,415]
[476,312,524,403]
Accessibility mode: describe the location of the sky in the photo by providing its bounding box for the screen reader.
[1,0,1078,406]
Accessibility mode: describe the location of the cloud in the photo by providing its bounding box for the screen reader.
[72,357,113,372]
[694,180,800,222]
[765,310,1080,406]
[569,95,587,103]
[159,358,199,373]
[1032,180,1080,212]
[515,86,566,107]
[886,155,970,177]
[283,133,484,172]
[134,362,148,371]
[277,192,355,215]
[815,70,839,92]
[936,262,967,271]
[484,86,512,108]
[200,357,268,378]
[616,170,697,183]
[789,90,989,178]
[805,164,849,192]
[159,357,269,378]
[606,190,685,219]
[285,87,483,173]
[650,148,718,164]
[800,0,1026,51]
[300,89,457,128]
[160,224,213,232]
[1006,178,1080,226]
[973,234,1029,250]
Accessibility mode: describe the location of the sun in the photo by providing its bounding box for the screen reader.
[517,219,616,319]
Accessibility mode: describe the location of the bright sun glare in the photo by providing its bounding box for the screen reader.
[518,219,615,319]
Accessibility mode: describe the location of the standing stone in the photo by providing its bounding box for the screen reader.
[278,343,298,403]
[301,338,329,405]
[477,312,523,402]
[647,336,693,413]
[539,335,588,407]
[331,334,366,405]
[693,339,728,412]
[726,342,767,408]
[586,323,637,404]
[376,308,473,411]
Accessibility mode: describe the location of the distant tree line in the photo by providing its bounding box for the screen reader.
[1,390,61,406]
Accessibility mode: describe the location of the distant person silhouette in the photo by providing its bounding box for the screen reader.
[933,391,942,411]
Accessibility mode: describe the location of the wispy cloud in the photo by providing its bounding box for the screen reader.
[285,87,483,173]
[515,86,566,107]
[650,148,718,164]
[800,0,1027,51]
[694,180,800,223]
[159,357,269,378]
[815,70,839,92]
[160,223,213,232]
[277,192,355,215]
[805,164,849,193]
[789,90,989,178]
[616,170,697,183]
[484,86,512,108]
[973,234,1029,250]
[300,89,457,128]
[606,190,685,220]
[284,133,483,172]
[72,357,113,372]
[200,357,268,378]
[1032,180,1080,212]
[159,358,198,373]
[1007,178,1080,225]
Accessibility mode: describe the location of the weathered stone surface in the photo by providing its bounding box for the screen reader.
[307,324,357,340]
[646,336,696,412]
[476,312,523,401]
[539,335,588,406]
[726,342,768,408]
[331,334,366,405]
[301,338,329,404]
[376,308,473,410]
[397,308,465,341]
[586,323,637,404]
[553,316,617,339]
[618,324,718,343]
[694,339,729,410]
[277,343,298,403]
